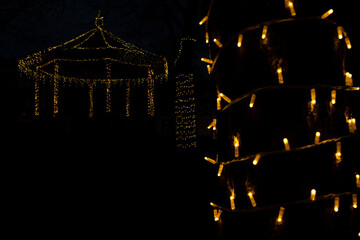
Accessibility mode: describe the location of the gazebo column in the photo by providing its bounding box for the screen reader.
[89,81,95,118]
[105,61,112,113]
[126,80,131,117]
[147,69,155,116]
[53,62,59,117]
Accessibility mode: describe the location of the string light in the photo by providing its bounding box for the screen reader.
[253,154,261,165]
[288,1,296,16]
[345,72,353,86]
[201,58,213,64]
[213,38,223,48]
[353,194,358,209]
[248,191,257,207]
[283,138,290,151]
[207,65,211,74]
[218,162,224,177]
[331,90,336,105]
[348,118,357,133]
[345,36,352,49]
[217,94,222,110]
[199,16,208,25]
[277,67,284,84]
[337,26,344,40]
[220,93,232,103]
[321,9,334,19]
[213,208,222,221]
[314,132,321,144]
[233,135,240,158]
[261,25,268,40]
[53,63,59,117]
[204,156,217,164]
[205,32,209,44]
[310,88,316,111]
[334,197,340,212]
[310,189,317,201]
[237,34,243,47]
[230,188,236,210]
[356,174,360,189]
[335,141,342,164]
[249,94,256,108]
[207,118,217,131]
[277,207,285,223]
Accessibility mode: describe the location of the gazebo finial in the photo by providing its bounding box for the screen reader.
[95,10,104,28]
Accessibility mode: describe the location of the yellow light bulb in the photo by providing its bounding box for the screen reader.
[205,32,209,44]
[230,189,236,210]
[237,34,243,47]
[283,138,290,151]
[315,132,321,144]
[199,16,208,25]
[201,58,213,64]
[353,194,357,209]
[310,189,316,201]
[262,25,268,40]
[321,9,333,19]
[277,207,285,223]
[288,1,296,16]
[253,154,261,165]
[233,136,240,158]
[345,72,353,86]
[248,191,257,207]
[356,174,360,189]
[331,90,336,105]
[249,94,256,108]
[334,197,340,212]
[345,37,352,49]
[277,67,284,84]
[337,26,343,39]
[217,162,224,177]
[213,38,223,48]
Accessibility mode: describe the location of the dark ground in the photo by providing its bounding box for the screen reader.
[2,59,219,239]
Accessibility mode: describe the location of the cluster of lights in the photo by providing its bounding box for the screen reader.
[19,14,168,118]
[175,74,197,149]
[201,1,359,237]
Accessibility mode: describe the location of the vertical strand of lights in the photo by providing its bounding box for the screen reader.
[34,77,40,116]
[89,81,94,118]
[147,69,155,116]
[126,80,130,117]
[53,63,59,117]
[175,74,197,149]
[105,61,112,113]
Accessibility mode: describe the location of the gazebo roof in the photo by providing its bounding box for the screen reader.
[18,13,168,85]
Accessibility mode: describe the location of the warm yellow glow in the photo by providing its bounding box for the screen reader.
[311,88,316,104]
[315,132,321,144]
[348,118,357,133]
[253,154,261,165]
[217,163,224,177]
[321,9,333,19]
[277,207,285,223]
[337,26,343,39]
[233,136,240,158]
[345,72,353,86]
[207,118,217,130]
[199,16,208,25]
[204,157,217,164]
[213,208,222,221]
[356,174,360,189]
[277,67,284,84]
[283,138,290,151]
[288,1,296,16]
[335,141,342,163]
[249,94,256,108]
[213,38,223,48]
[262,25,268,40]
[237,34,243,47]
[353,194,358,209]
[310,189,317,201]
[334,197,340,212]
[205,32,209,44]
[220,93,232,103]
[217,95,221,110]
[345,37,352,49]
[201,58,213,64]
[230,189,236,210]
[207,64,211,74]
[331,90,336,105]
[248,192,257,207]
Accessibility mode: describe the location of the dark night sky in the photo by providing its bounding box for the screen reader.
[0,0,210,62]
